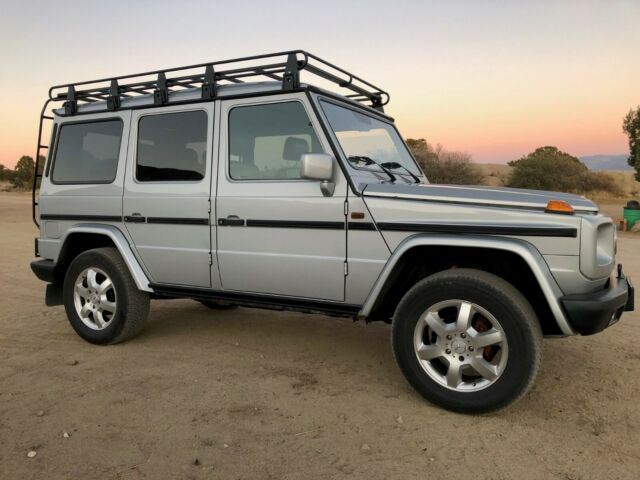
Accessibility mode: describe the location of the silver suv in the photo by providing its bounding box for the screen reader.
[30,51,634,413]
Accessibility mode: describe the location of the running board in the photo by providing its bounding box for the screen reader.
[149,283,361,317]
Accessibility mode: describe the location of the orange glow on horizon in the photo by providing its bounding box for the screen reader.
[0,1,637,169]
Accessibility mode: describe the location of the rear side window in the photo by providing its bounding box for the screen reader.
[136,111,207,182]
[228,102,323,180]
[52,120,122,184]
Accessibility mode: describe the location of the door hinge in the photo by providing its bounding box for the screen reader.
[344,201,349,216]
[208,198,212,214]
[209,252,213,266]
[344,261,348,276]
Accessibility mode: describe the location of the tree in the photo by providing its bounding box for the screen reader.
[507,146,620,195]
[11,156,35,188]
[0,163,12,181]
[623,106,640,181]
[406,138,481,185]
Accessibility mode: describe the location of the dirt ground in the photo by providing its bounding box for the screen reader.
[1,192,639,480]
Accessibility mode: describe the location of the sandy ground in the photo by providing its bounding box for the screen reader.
[1,192,639,480]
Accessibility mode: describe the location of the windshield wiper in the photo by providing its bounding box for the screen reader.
[348,155,396,182]
[381,162,421,183]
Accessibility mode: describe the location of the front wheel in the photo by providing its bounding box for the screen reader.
[392,268,542,413]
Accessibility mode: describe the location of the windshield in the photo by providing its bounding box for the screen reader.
[320,100,422,179]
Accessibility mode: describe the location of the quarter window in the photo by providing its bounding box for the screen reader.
[52,120,122,184]
[228,102,323,180]
[136,111,207,182]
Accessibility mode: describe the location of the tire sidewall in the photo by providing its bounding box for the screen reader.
[393,271,540,413]
[63,250,131,345]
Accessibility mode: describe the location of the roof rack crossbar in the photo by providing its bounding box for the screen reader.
[47,50,389,115]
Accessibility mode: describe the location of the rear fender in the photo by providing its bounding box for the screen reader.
[59,225,152,292]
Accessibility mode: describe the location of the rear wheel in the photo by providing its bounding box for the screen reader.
[392,268,542,413]
[63,248,149,345]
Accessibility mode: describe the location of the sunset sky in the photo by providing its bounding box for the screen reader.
[0,0,638,168]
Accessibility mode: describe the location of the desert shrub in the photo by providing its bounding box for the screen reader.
[507,146,622,196]
[578,171,623,197]
[11,156,35,189]
[406,138,481,185]
[0,164,13,182]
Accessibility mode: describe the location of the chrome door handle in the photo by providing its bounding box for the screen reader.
[218,215,245,226]
[124,213,146,223]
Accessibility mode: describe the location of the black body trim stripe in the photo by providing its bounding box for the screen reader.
[40,214,122,222]
[347,222,377,231]
[245,219,345,230]
[377,222,577,238]
[150,283,361,317]
[146,217,209,226]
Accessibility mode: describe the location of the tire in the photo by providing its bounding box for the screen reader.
[63,247,150,345]
[198,300,237,310]
[392,268,542,414]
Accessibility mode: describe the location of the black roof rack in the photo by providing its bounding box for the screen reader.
[32,51,389,227]
[48,50,390,115]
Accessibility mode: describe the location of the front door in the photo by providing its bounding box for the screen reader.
[123,104,214,287]
[216,94,347,301]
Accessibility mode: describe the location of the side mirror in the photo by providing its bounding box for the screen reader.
[301,153,333,181]
[301,153,335,197]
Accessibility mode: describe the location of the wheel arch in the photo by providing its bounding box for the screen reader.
[360,234,574,336]
[57,225,152,292]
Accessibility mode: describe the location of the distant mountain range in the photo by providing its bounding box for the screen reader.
[580,154,632,171]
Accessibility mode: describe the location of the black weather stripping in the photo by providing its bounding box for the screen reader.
[376,223,578,238]
[146,217,209,226]
[246,220,346,230]
[39,214,122,222]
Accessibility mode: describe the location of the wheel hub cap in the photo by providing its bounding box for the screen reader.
[451,338,467,354]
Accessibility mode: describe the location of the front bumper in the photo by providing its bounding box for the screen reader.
[561,266,634,335]
[31,259,59,283]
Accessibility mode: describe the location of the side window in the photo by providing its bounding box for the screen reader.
[52,120,122,184]
[228,102,323,180]
[136,110,207,182]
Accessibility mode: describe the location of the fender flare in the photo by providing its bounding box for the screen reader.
[59,224,153,292]
[358,233,575,336]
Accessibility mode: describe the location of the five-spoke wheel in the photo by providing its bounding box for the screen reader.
[414,300,508,392]
[392,268,542,413]
[73,267,117,330]
[63,247,149,345]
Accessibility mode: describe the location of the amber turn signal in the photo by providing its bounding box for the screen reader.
[545,200,574,215]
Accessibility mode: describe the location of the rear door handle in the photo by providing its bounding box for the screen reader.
[218,215,245,226]
[124,213,146,223]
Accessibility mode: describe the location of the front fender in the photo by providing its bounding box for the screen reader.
[358,233,574,336]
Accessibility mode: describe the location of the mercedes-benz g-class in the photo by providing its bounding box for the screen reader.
[30,51,634,413]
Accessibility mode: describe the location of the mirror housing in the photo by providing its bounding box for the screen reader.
[301,153,333,181]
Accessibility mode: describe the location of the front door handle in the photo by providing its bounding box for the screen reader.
[218,215,245,226]
[124,213,146,223]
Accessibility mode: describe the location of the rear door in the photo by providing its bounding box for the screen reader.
[123,104,214,287]
[215,94,348,301]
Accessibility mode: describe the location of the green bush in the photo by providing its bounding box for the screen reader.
[406,138,481,185]
[507,146,621,196]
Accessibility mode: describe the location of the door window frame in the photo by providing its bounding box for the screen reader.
[132,107,210,185]
[224,98,326,184]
